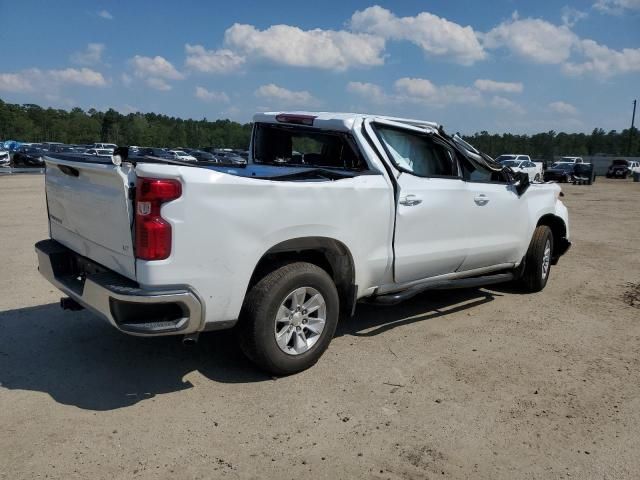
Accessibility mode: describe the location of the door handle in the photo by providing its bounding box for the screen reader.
[399,194,422,206]
[474,194,489,206]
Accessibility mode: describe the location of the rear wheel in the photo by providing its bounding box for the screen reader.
[237,262,339,376]
[534,173,541,182]
[519,225,553,293]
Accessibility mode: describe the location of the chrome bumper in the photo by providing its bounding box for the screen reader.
[35,239,203,336]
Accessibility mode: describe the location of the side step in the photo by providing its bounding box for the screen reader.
[369,272,515,306]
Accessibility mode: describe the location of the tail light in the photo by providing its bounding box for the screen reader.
[135,177,182,260]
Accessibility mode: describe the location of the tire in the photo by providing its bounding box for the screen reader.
[534,173,541,182]
[519,225,554,293]
[237,262,339,376]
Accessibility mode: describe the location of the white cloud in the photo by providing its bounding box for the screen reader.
[98,10,113,20]
[195,86,230,103]
[350,6,485,65]
[0,67,107,93]
[561,6,588,27]
[129,55,183,91]
[594,0,640,14]
[483,13,577,64]
[346,81,388,103]
[185,44,246,74]
[130,55,184,80]
[48,67,108,86]
[490,96,525,114]
[70,43,105,66]
[563,39,640,77]
[548,101,579,115]
[255,84,320,106]
[348,77,483,107]
[0,72,35,92]
[145,78,172,91]
[224,23,385,70]
[394,77,483,106]
[474,79,523,93]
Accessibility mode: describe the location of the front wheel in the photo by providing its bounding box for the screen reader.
[519,225,553,293]
[237,262,339,376]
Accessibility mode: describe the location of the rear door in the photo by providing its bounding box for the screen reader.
[44,156,137,279]
[458,159,529,271]
[367,120,469,284]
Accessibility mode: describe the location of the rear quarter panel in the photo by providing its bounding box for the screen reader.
[133,164,395,326]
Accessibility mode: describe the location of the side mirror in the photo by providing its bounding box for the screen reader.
[513,171,530,196]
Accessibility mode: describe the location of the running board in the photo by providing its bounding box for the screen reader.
[368,272,515,306]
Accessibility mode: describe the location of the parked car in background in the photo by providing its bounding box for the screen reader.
[497,156,543,182]
[91,143,117,151]
[606,159,640,179]
[11,146,45,167]
[545,162,595,184]
[191,150,219,162]
[135,147,175,160]
[85,148,114,158]
[555,156,586,165]
[168,150,197,162]
[40,142,64,152]
[0,149,10,166]
[214,149,247,164]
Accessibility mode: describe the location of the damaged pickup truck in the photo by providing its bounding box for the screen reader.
[36,112,571,375]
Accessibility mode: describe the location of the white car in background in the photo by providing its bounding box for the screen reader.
[0,149,10,167]
[85,148,114,158]
[496,154,543,182]
[92,143,118,151]
[555,156,586,164]
[168,150,197,162]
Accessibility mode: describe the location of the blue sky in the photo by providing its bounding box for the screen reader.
[1,0,639,133]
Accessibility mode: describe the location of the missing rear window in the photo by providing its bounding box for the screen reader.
[253,123,366,170]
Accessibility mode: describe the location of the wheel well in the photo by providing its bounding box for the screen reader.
[537,214,567,258]
[248,237,357,316]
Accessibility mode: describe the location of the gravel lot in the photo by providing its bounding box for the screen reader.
[1,174,639,479]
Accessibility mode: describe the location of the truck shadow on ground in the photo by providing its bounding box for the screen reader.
[0,289,496,411]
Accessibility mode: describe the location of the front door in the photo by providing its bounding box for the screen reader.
[371,122,470,284]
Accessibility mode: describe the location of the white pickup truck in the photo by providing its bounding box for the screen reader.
[495,154,543,182]
[36,112,571,375]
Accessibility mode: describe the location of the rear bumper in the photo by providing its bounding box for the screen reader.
[35,239,203,336]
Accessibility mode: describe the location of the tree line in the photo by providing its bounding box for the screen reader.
[0,99,252,149]
[1,99,638,159]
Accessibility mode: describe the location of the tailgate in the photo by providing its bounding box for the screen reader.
[44,156,137,279]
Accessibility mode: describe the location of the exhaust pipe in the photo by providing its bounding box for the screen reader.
[60,297,84,311]
[182,333,199,346]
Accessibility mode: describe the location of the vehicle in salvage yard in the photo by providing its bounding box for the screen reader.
[0,148,10,166]
[11,146,45,167]
[606,159,640,179]
[544,162,595,184]
[85,148,114,158]
[35,112,571,375]
[496,155,543,182]
[168,150,197,162]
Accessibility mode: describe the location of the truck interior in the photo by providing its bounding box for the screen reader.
[252,123,366,170]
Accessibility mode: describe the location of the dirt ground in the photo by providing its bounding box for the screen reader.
[1,174,639,480]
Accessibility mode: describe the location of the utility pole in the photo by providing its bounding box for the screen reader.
[629,99,637,156]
